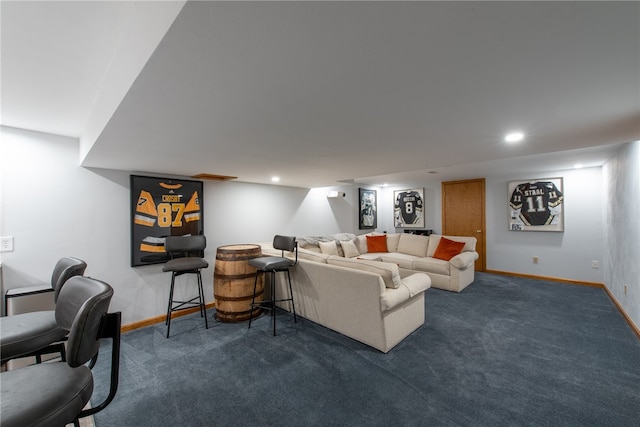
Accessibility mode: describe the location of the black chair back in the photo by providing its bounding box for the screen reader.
[273,235,297,265]
[0,276,120,427]
[51,257,87,302]
[55,276,113,366]
[165,235,206,257]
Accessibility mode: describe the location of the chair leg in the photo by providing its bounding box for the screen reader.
[166,273,176,338]
[59,342,67,362]
[248,271,260,330]
[196,273,203,317]
[286,269,297,323]
[197,271,208,329]
[271,271,277,336]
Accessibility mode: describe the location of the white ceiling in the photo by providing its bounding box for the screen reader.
[2,1,639,188]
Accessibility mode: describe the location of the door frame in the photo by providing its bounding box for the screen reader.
[442,178,486,272]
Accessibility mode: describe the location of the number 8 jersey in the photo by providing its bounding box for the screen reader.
[394,190,423,226]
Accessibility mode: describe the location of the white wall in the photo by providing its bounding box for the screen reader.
[378,172,604,284]
[0,126,358,324]
[603,140,640,329]
[2,126,633,329]
[487,168,604,283]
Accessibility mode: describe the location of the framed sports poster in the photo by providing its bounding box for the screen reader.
[394,188,424,228]
[359,188,377,229]
[130,175,204,266]
[508,177,564,232]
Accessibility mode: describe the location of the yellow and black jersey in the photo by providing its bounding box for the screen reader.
[131,177,204,266]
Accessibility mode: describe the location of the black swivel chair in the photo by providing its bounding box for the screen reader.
[248,235,298,335]
[1,256,87,364]
[0,276,121,427]
[163,235,209,338]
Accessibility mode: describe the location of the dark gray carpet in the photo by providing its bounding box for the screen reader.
[92,273,640,426]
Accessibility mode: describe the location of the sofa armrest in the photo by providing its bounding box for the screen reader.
[402,273,431,297]
[449,251,479,270]
[380,273,430,312]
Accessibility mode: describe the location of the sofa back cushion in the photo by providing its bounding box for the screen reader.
[327,256,402,289]
[355,234,368,254]
[297,248,330,263]
[385,233,400,253]
[427,234,477,257]
[397,233,429,257]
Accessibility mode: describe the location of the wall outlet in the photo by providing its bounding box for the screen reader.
[533,256,539,264]
[1,236,14,252]
[592,260,599,269]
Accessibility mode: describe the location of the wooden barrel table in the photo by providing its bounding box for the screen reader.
[214,244,263,322]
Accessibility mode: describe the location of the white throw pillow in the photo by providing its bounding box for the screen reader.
[340,240,360,258]
[319,240,339,255]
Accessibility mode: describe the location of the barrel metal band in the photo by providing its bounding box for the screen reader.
[214,272,257,280]
[214,290,264,302]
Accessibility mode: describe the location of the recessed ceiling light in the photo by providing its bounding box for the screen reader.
[504,132,525,143]
[271,176,280,182]
[574,163,584,169]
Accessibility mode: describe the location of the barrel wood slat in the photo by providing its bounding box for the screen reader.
[214,244,263,322]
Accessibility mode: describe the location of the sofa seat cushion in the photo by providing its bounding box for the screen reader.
[412,257,451,276]
[355,253,382,261]
[380,253,421,269]
[327,256,402,289]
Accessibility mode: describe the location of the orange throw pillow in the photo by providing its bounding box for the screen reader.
[366,235,388,253]
[433,237,465,261]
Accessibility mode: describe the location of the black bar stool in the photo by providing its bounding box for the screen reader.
[163,235,209,338]
[247,235,298,335]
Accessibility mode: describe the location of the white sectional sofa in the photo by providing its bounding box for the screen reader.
[256,232,477,352]
[297,232,479,293]
[259,241,431,353]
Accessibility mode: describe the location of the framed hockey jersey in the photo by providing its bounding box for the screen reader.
[130,175,204,266]
[394,188,424,228]
[508,177,564,232]
[359,188,377,229]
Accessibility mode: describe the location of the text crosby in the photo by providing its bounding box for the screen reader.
[162,195,183,202]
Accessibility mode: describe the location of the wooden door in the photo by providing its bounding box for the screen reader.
[442,178,486,272]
